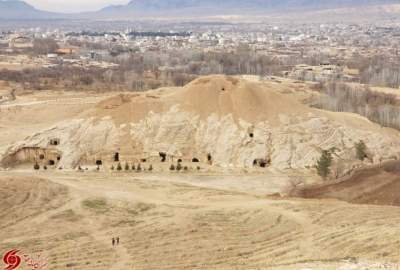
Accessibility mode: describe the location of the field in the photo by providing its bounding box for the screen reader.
[0,170,399,269]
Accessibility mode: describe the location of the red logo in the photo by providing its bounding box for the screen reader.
[2,250,21,270]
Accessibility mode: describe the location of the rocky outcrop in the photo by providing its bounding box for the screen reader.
[2,75,400,176]
[130,105,400,174]
[0,117,119,168]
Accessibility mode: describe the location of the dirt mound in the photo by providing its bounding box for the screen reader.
[293,160,400,206]
[3,75,400,174]
[177,75,308,124]
[93,75,308,125]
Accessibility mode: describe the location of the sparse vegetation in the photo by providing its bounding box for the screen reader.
[176,163,182,171]
[355,140,368,161]
[117,162,122,171]
[312,82,400,130]
[82,198,108,212]
[32,38,59,55]
[34,163,40,170]
[51,209,81,222]
[316,150,333,179]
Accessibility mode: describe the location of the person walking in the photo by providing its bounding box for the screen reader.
[112,237,115,247]
[116,237,120,245]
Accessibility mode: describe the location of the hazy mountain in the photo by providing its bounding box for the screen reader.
[1,0,399,20]
[0,0,65,19]
[96,0,400,17]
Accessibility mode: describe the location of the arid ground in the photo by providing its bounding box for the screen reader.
[1,79,400,269]
[1,170,400,270]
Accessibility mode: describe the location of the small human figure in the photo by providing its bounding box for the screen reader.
[112,238,115,247]
[116,237,120,245]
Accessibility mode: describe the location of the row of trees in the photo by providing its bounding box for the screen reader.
[312,82,400,130]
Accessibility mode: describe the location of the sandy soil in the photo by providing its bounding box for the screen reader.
[294,160,400,206]
[1,79,400,269]
[0,170,399,270]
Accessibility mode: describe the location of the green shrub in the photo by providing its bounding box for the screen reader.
[34,163,40,170]
[316,150,333,179]
[117,162,122,171]
[176,163,182,171]
[355,140,367,161]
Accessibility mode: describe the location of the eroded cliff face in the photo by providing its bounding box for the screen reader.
[129,105,400,173]
[2,104,400,177]
[0,118,119,169]
[1,75,400,177]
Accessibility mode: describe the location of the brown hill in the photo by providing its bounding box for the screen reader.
[94,75,307,125]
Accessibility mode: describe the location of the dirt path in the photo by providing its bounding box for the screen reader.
[1,171,400,269]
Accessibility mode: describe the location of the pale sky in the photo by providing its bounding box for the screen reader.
[24,0,129,13]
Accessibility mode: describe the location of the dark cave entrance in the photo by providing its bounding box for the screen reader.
[159,152,167,162]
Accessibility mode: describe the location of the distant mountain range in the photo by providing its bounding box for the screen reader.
[102,0,398,12]
[0,0,63,19]
[1,0,400,20]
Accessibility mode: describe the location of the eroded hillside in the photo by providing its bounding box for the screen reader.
[1,76,400,184]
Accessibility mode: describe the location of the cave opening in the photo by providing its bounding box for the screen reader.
[207,153,213,165]
[114,152,120,162]
[192,158,199,163]
[50,139,60,146]
[159,152,167,162]
[253,158,269,168]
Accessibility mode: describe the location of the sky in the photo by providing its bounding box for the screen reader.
[24,0,129,13]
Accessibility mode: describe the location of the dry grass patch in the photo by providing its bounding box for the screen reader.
[51,209,82,222]
[81,198,108,212]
